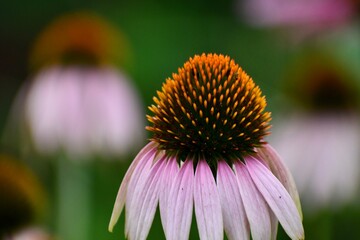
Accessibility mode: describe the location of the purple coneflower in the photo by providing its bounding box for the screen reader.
[6,12,144,159]
[270,52,360,210]
[239,0,357,42]
[109,53,304,239]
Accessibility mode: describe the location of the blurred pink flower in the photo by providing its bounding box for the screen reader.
[270,51,360,211]
[3,12,145,159]
[271,113,360,210]
[240,0,356,41]
[109,54,304,240]
[22,66,145,158]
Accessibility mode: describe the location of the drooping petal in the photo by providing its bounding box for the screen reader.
[235,161,272,240]
[125,148,162,237]
[159,158,179,234]
[255,144,302,218]
[108,142,157,232]
[217,161,249,240]
[194,159,223,240]
[245,156,304,240]
[165,159,194,240]
[126,157,167,240]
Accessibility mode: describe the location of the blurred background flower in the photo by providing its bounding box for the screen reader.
[23,66,144,159]
[269,49,360,238]
[239,0,358,43]
[0,154,47,239]
[2,10,145,240]
[0,0,359,239]
[28,12,132,73]
[5,12,144,159]
[270,51,360,210]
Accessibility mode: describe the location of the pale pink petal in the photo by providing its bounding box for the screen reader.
[165,159,194,240]
[125,158,152,236]
[125,148,161,236]
[235,161,272,240]
[217,161,249,240]
[58,68,87,156]
[159,158,179,233]
[255,144,302,218]
[108,142,157,232]
[25,67,63,154]
[126,157,167,240]
[246,156,304,240]
[194,159,223,240]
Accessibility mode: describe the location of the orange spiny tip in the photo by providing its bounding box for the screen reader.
[148,53,271,161]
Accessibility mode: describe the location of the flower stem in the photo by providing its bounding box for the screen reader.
[57,156,92,240]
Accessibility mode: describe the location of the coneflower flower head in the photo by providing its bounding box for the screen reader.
[147,54,271,165]
[110,53,304,240]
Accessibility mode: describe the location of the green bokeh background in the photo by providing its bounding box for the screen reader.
[1,0,360,239]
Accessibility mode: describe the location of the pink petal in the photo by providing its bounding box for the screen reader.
[255,144,303,219]
[246,156,304,240]
[194,159,223,240]
[124,143,159,236]
[159,158,180,233]
[165,159,194,240]
[217,161,250,240]
[235,161,272,240]
[25,67,63,153]
[57,68,87,156]
[108,142,157,232]
[126,157,167,240]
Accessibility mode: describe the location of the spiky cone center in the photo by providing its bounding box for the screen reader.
[147,53,271,165]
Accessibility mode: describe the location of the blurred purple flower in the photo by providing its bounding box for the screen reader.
[23,66,145,158]
[4,12,145,159]
[240,0,356,42]
[271,113,360,210]
[270,52,360,211]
